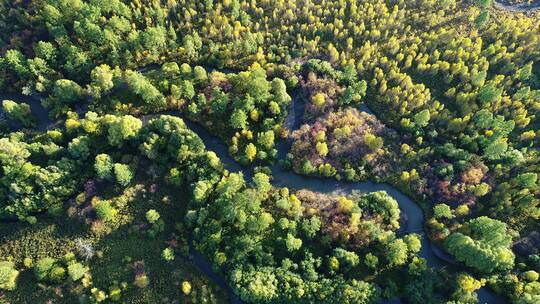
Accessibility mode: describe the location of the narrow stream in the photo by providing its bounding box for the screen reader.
[493,0,540,12]
[0,88,509,303]
[142,94,507,303]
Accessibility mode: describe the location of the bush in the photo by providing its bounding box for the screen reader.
[109,285,122,301]
[146,209,160,224]
[33,258,66,283]
[95,201,118,222]
[68,263,88,281]
[49,266,66,283]
[162,248,175,261]
[134,274,149,288]
[182,281,192,295]
[312,93,325,108]
[0,261,19,291]
[34,257,56,282]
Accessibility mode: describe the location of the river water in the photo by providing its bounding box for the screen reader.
[141,93,507,303]
[494,0,540,12]
[0,87,509,303]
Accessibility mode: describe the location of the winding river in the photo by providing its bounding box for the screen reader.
[0,88,508,303]
[0,3,536,300]
[494,0,540,12]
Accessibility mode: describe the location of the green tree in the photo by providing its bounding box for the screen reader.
[452,273,483,303]
[285,233,302,251]
[434,203,454,220]
[404,234,422,253]
[95,154,113,181]
[365,253,379,270]
[161,62,180,76]
[141,26,167,53]
[257,131,275,149]
[445,217,514,273]
[44,79,85,117]
[193,180,212,203]
[413,109,430,128]
[182,80,196,100]
[483,139,508,160]
[335,279,380,304]
[475,11,490,28]
[478,83,502,105]
[230,109,248,130]
[193,66,208,83]
[386,239,409,266]
[475,0,491,8]
[34,258,58,283]
[312,93,325,108]
[253,173,271,196]
[515,173,538,188]
[316,142,329,157]
[334,248,360,268]
[523,271,539,282]
[162,248,175,261]
[89,64,114,98]
[124,70,166,108]
[107,115,142,146]
[245,143,257,162]
[2,100,35,127]
[518,62,533,81]
[113,163,133,186]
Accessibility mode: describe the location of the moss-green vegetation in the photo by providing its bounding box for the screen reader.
[0,114,228,303]
[0,0,539,303]
[0,178,227,303]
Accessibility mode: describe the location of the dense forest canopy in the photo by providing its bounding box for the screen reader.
[0,0,539,303]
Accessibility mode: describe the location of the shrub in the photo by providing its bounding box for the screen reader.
[162,248,174,261]
[0,261,19,291]
[95,201,118,222]
[182,281,192,295]
[109,285,122,301]
[34,257,56,282]
[312,93,325,107]
[134,274,149,288]
[145,209,160,224]
[68,263,88,281]
[91,288,107,302]
[23,257,33,268]
[49,266,66,283]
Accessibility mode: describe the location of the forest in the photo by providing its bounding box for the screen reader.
[0,0,539,303]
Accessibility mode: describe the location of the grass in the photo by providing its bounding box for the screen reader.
[0,173,228,304]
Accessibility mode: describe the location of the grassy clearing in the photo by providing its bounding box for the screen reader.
[0,174,227,304]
